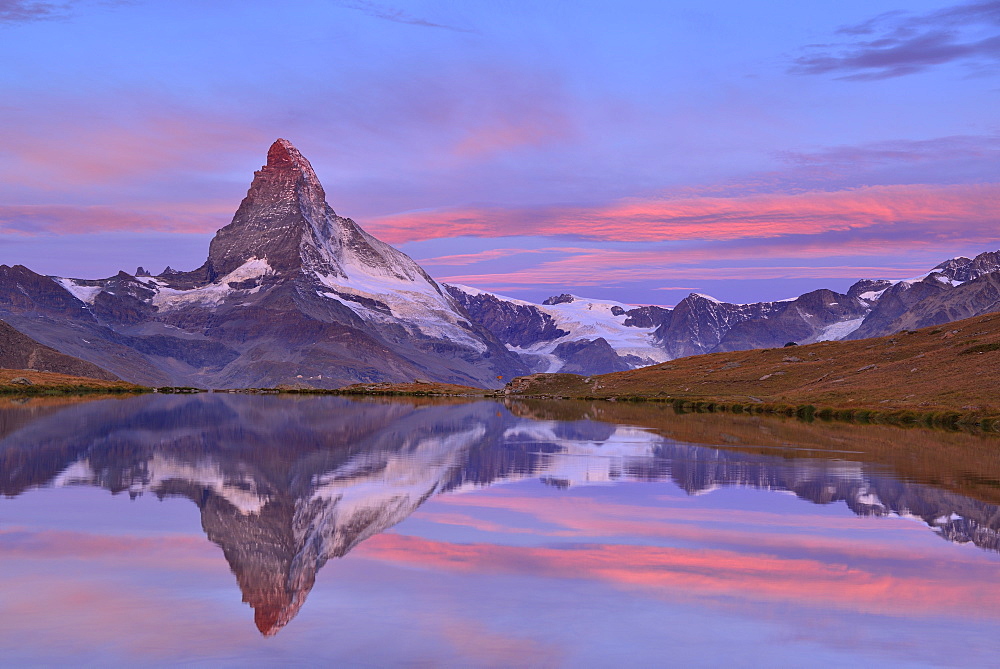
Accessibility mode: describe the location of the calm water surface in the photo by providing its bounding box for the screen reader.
[2,394,1000,667]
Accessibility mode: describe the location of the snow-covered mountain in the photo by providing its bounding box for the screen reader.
[447,285,669,374]
[0,140,527,388]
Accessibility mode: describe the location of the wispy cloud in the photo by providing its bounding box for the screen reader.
[771,135,1000,188]
[791,1,1000,79]
[0,203,229,235]
[334,1,476,33]
[439,263,927,290]
[0,0,69,23]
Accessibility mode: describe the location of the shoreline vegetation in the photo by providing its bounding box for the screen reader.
[2,311,997,431]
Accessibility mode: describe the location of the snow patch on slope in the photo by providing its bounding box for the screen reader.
[815,316,866,342]
[53,277,102,304]
[316,261,485,351]
[858,288,889,301]
[903,270,965,286]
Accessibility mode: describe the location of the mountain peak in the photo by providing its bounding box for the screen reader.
[265,139,323,194]
[203,139,450,290]
[206,139,330,276]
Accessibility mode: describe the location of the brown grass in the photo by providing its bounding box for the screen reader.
[0,368,147,394]
[504,311,1000,415]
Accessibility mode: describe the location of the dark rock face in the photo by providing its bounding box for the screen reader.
[714,289,869,351]
[931,251,1000,283]
[0,265,88,320]
[0,140,527,389]
[654,294,785,358]
[0,319,119,380]
[91,272,157,326]
[846,275,950,341]
[850,271,1000,338]
[543,293,574,305]
[552,337,632,375]
[622,305,671,329]
[447,286,568,348]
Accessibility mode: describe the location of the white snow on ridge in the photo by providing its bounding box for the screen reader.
[53,277,103,304]
[902,270,965,286]
[858,288,888,301]
[153,257,273,309]
[450,285,669,371]
[931,274,963,286]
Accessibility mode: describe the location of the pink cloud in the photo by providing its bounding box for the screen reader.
[439,261,928,288]
[358,533,1000,617]
[426,234,980,289]
[369,183,1000,245]
[417,247,547,266]
[425,495,945,562]
[451,109,574,158]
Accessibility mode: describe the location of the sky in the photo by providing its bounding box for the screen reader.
[0,0,997,305]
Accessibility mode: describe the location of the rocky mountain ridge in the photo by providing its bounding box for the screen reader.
[448,250,1000,376]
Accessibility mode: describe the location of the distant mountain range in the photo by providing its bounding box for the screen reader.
[0,139,998,386]
[447,250,1000,376]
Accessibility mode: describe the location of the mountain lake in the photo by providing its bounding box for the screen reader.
[1,394,999,667]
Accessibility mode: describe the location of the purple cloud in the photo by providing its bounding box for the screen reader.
[792,1,1000,79]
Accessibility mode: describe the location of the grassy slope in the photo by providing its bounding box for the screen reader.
[505,311,1000,413]
[0,368,146,394]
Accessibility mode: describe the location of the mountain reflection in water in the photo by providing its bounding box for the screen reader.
[1,394,999,637]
